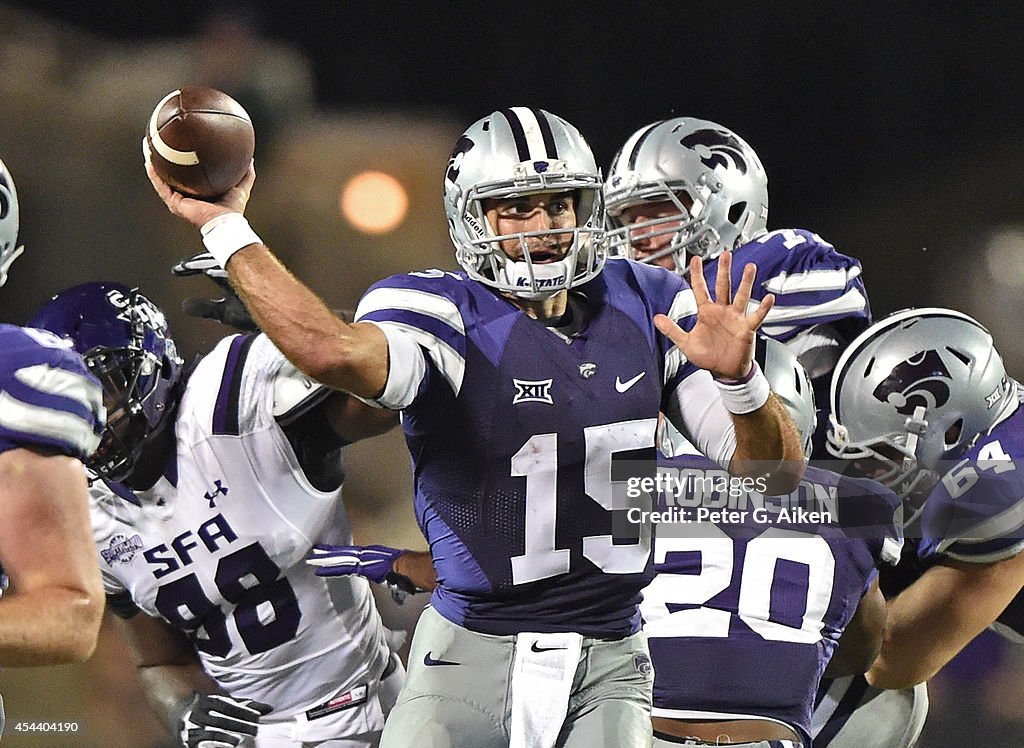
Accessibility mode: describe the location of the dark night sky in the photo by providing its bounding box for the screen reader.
[9,2,1024,228]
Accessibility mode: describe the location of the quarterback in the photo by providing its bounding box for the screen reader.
[144,107,804,747]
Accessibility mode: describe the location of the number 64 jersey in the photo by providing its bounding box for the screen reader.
[89,334,392,722]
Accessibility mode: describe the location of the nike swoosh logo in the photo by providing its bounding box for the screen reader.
[423,652,460,667]
[615,372,646,393]
[530,642,566,653]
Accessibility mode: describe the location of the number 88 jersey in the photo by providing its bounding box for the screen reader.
[89,334,391,716]
[642,453,902,746]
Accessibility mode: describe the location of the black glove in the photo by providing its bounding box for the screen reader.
[178,693,272,748]
[172,252,259,332]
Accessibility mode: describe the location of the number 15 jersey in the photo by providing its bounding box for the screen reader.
[355,259,731,638]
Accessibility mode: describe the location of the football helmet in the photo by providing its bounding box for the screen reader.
[29,282,184,482]
[0,158,24,287]
[757,336,816,460]
[443,107,605,299]
[605,118,768,271]
[828,308,1016,502]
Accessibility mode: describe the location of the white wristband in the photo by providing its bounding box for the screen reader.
[200,213,262,268]
[714,362,771,415]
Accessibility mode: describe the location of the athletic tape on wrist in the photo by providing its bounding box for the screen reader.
[714,361,771,415]
[200,213,262,268]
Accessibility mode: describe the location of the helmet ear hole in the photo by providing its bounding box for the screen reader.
[945,419,964,447]
[728,201,747,225]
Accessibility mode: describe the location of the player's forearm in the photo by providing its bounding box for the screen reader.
[138,662,224,734]
[866,617,947,689]
[728,394,805,493]
[868,559,1019,689]
[226,245,389,398]
[394,550,438,591]
[868,569,981,688]
[0,587,102,665]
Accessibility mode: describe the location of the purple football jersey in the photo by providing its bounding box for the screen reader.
[643,452,901,745]
[707,227,872,459]
[706,228,871,344]
[0,323,103,459]
[356,260,703,637]
[919,394,1024,637]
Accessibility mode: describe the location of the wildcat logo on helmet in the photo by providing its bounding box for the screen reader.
[100,533,145,565]
[678,129,750,174]
[872,349,952,414]
[445,135,475,184]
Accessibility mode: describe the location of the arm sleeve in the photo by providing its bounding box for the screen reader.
[662,370,737,467]
[361,322,428,410]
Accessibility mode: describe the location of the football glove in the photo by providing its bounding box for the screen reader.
[171,251,259,332]
[178,693,272,748]
[307,544,419,604]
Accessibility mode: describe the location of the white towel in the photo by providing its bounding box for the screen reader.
[508,631,584,748]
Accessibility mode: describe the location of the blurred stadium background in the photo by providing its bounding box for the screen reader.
[2,1,1024,744]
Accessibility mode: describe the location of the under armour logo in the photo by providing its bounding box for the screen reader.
[872,349,952,415]
[513,378,554,405]
[203,480,229,508]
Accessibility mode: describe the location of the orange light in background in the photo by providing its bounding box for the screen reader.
[340,170,409,234]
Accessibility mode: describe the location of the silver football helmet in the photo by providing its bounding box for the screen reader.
[758,336,816,460]
[0,158,24,287]
[443,107,605,299]
[828,308,1016,502]
[605,118,768,271]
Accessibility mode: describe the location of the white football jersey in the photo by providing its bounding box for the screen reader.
[90,333,391,716]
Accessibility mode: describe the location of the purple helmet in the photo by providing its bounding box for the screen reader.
[29,282,184,481]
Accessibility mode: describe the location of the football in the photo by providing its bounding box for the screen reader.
[146,86,255,199]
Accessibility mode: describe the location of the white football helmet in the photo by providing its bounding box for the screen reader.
[828,308,1017,502]
[605,118,768,271]
[443,107,605,299]
[0,158,24,288]
[758,336,816,461]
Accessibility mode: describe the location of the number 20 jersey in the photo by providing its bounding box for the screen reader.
[642,453,902,745]
[355,259,703,638]
[89,334,391,716]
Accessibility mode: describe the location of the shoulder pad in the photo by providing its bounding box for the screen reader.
[273,360,330,424]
